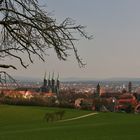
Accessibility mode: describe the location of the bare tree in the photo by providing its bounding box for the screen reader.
[0,0,92,70]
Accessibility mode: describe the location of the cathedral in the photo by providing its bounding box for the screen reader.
[40,72,60,94]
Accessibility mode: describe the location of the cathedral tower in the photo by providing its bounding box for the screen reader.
[96,83,101,96]
[128,81,132,93]
[51,72,55,93]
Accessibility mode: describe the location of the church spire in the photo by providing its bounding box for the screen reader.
[44,71,46,79]
[56,73,60,94]
[57,73,59,80]
[96,83,100,96]
[52,72,54,80]
[48,72,50,80]
[40,72,60,94]
[128,81,132,93]
[48,72,51,88]
[51,72,55,93]
[43,72,47,87]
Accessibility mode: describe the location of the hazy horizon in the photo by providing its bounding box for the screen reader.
[14,74,140,82]
[2,0,140,79]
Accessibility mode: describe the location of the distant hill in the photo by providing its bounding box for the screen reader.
[103,77,140,82]
[61,77,140,82]
[13,75,140,83]
[14,76,42,83]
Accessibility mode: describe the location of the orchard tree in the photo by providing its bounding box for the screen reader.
[0,0,92,70]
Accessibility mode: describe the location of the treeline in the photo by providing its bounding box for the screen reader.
[0,96,74,108]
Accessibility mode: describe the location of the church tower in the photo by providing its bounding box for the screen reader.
[40,72,60,94]
[128,81,132,93]
[94,83,100,97]
[40,72,48,92]
[43,72,47,87]
[48,72,51,91]
[97,83,101,96]
[51,72,55,93]
[56,73,60,94]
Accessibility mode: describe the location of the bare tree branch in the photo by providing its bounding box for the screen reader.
[0,0,92,69]
[0,64,17,69]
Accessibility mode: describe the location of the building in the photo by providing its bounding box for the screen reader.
[128,81,132,93]
[92,83,101,98]
[40,72,60,94]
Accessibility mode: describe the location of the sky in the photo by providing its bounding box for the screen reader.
[3,0,140,79]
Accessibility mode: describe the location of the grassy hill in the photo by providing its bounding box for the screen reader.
[0,105,140,140]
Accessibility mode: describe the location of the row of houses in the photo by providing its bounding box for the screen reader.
[75,82,140,113]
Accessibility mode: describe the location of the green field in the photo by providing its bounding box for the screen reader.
[0,105,140,140]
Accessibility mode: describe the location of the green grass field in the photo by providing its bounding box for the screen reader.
[0,105,140,140]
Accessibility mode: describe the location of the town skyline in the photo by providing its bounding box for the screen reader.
[0,1,140,139]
